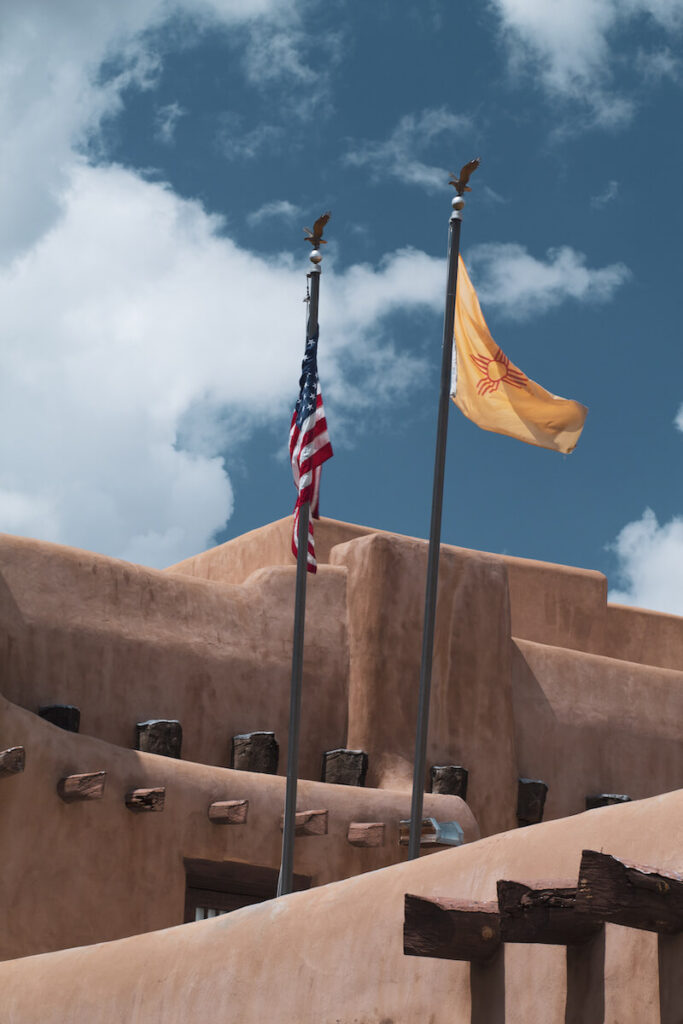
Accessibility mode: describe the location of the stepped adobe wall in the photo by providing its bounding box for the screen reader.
[0,692,476,961]
[0,516,681,998]
[1,789,680,1023]
[171,515,683,668]
[0,520,681,844]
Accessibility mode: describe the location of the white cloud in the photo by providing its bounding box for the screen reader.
[609,508,683,614]
[0,162,443,567]
[344,108,472,192]
[154,101,186,144]
[0,0,445,567]
[247,200,302,226]
[590,179,619,208]
[465,242,630,319]
[676,405,683,432]
[490,0,683,125]
[0,0,298,261]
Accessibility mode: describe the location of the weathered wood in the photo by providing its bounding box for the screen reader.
[38,704,80,732]
[57,771,106,803]
[0,746,25,777]
[585,793,631,810]
[347,822,385,847]
[404,894,501,962]
[125,787,165,813]
[321,748,368,786]
[231,732,278,774]
[517,777,548,826]
[279,809,328,836]
[497,879,602,945]
[430,764,468,799]
[208,800,249,825]
[136,720,182,759]
[576,849,683,934]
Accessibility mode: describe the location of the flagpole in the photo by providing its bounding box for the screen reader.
[277,253,321,898]
[408,163,478,860]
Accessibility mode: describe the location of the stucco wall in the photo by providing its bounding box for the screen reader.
[167,516,374,584]
[511,639,683,819]
[0,694,477,961]
[1,790,679,1023]
[3,526,681,840]
[0,534,349,781]
[331,532,518,838]
[168,516,683,670]
[603,603,683,670]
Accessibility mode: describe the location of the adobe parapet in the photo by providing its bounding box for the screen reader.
[168,516,683,670]
[1,521,682,844]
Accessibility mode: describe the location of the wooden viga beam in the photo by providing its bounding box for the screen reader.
[497,879,602,945]
[57,771,106,803]
[0,746,25,777]
[576,849,683,934]
[404,895,500,962]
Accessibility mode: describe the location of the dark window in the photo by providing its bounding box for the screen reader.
[183,858,310,922]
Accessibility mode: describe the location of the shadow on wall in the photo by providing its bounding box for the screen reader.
[565,931,605,1024]
[659,932,683,1024]
[471,950,505,1024]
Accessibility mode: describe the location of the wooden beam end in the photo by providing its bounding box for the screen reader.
[347,821,385,847]
[208,799,249,825]
[0,746,25,778]
[57,771,106,803]
[279,809,328,836]
[125,787,166,813]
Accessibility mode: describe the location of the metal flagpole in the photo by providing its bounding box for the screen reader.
[408,160,479,861]
[277,250,321,898]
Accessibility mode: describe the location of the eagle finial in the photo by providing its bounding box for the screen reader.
[303,211,331,248]
[448,158,481,195]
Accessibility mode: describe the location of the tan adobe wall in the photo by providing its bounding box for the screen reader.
[603,603,683,670]
[1,790,679,1023]
[2,527,682,840]
[168,516,683,670]
[167,516,374,585]
[330,532,518,838]
[511,639,683,818]
[0,534,349,782]
[0,694,477,962]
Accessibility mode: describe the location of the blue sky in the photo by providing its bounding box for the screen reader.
[1,0,683,612]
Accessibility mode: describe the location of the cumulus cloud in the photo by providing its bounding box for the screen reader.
[344,108,472,192]
[490,0,683,126]
[0,0,295,262]
[465,242,630,320]
[0,162,443,567]
[609,508,683,615]
[0,0,632,570]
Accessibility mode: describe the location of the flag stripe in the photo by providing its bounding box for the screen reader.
[290,328,333,572]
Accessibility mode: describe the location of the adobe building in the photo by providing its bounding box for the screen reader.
[0,516,681,1021]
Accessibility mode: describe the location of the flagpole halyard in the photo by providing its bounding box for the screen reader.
[277,245,323,898]
[407,168,477,861]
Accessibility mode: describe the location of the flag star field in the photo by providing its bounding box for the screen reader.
[1,1,682,612]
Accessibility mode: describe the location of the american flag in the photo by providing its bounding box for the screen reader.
[289,323,333,573]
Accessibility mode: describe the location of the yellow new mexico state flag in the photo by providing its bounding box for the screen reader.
[450,256,587,454]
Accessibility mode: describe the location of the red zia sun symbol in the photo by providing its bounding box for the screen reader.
[471,348,528,396]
